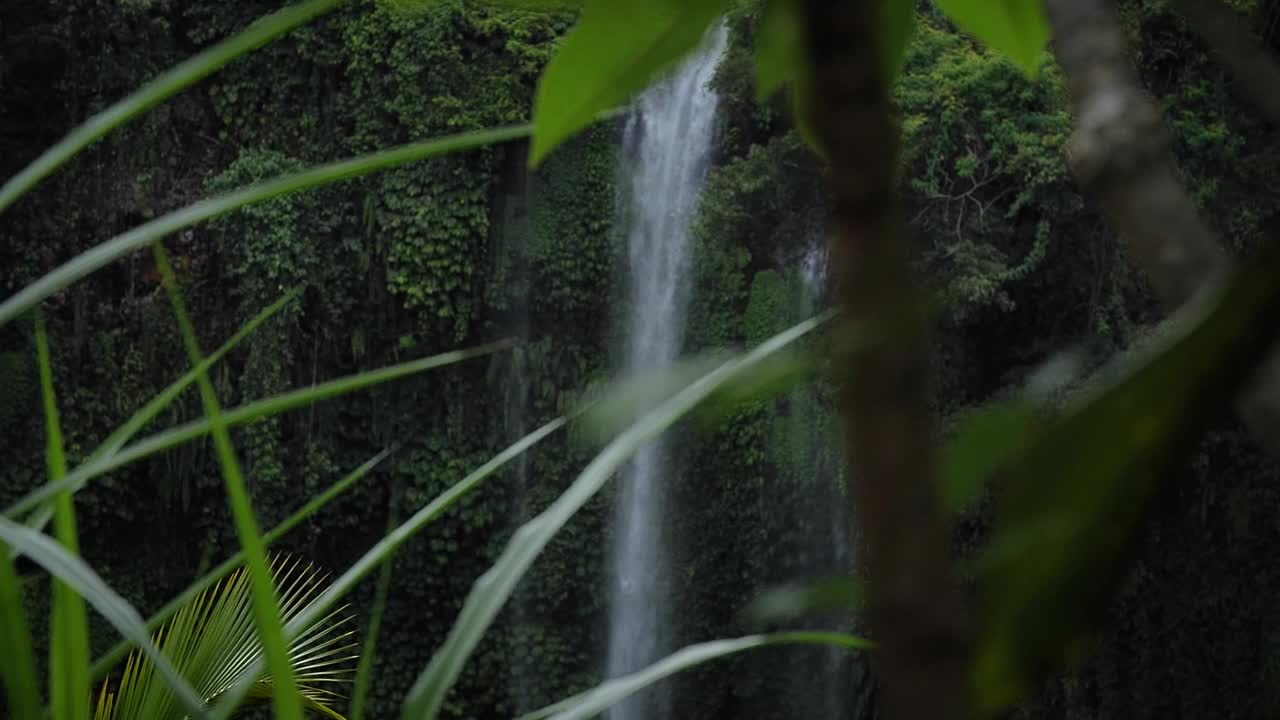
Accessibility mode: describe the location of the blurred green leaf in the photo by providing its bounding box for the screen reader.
[742,576,865,628]
[940,400,1038,514]
[700,346,820,426]
[972,241,1280,716]
[576,341,822,446]
[930,0,1049,77]
[757,0,913,96]
[573,352,732,445]
[529,0,729,166]
[880,0,918,84]
[754,0,804,102]
[518,632,873,720]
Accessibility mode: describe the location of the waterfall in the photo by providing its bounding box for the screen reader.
[755,240,851,719]
[790,242,852,719]
[607,25,728,720]
[505,341,534,714]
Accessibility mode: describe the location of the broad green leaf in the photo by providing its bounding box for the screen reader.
[153,245,301,720]
[972,240,1280,716]
[5,340,508,521]
[90,447,393,682]
[36,317,92,720]
[0,124,532,329]
[754,0,914,141]
[207,416,569,720]
[529,0,729,166]
[879,0,918,84]
[750,0,824,157]
[0,516,208,719]
[400,314,831,720]
[17,291,296,545]
[940,400,1039,514]
[930,0,1049,77]
[754,0,804,102]
[0,541,40,719]
[0,0,348,215]
[743,576,866,628]
[518,632,873,720]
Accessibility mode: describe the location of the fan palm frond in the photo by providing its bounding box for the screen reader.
[93,554,357,720]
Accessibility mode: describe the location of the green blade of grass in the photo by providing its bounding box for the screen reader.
[153,244,301,720]
[4,339,509,520]
[349,510,398,720]
[0,542,40,719]
[518,631,873,720]
[401,312,833,720]
[15,291,296,547]
[88,446,394,682]
[0,124,531,329]
[0,516,208,718]
[207,414,569,720]
[36,316,91,720]
[0,0,349,214]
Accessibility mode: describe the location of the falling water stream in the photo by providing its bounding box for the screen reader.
[607,25,729,720]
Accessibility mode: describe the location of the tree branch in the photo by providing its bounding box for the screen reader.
[799,2,969,718]
[1174,0,1280,128]
[1046,0,1280,456]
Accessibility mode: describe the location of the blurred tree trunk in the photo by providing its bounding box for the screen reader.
[1047,0,1280,457]
[799,2,969,719]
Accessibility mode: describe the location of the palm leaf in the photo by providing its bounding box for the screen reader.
[93,555,357,720]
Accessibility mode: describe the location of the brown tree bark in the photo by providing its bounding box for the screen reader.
[1046,0,1280,457]
[798,2,969,718]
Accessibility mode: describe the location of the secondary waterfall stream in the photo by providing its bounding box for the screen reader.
[607,26,728,720]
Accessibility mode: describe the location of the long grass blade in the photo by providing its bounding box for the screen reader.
[207,414,569,720]
[17,291,296,545]
[5,340,506,520]
[0,124,531,329]
[519,632,873,720]
[0,0,349,214]
[400,313,833,720]
[0,516,208,718]
[36,317,92,720]
[0,541,40,718]
[89,446,394,681]
[153,244,301,720]
[349,510,397,720]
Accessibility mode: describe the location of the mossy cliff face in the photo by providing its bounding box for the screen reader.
[3,1,1280,717]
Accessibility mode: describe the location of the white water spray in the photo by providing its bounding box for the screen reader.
[607,25,728,720]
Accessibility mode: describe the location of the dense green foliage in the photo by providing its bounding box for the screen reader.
[4,0,1280,718]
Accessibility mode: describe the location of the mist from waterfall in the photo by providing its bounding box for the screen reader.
[607,25,729,720]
